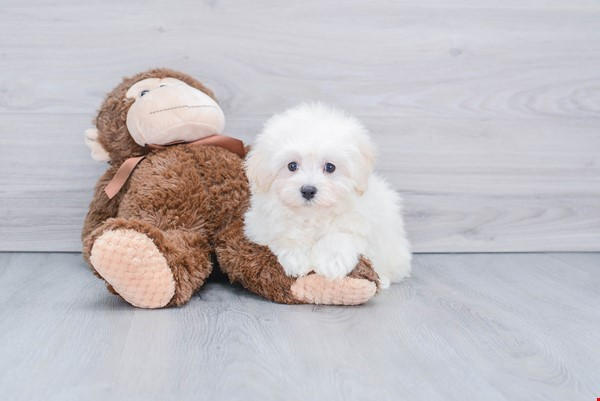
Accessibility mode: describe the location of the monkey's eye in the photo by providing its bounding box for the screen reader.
[140,89,150,97]
[288,162,299,172]
[324,163,336,173]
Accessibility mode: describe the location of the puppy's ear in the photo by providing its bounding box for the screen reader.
[352,136,376,196]
[244,147,276,193]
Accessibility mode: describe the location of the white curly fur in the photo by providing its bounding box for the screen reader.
[244,103,411,288]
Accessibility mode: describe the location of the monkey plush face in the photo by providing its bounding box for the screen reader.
[85,68,224,164]
[125,77,225,147]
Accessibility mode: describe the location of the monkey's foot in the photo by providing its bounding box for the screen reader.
[90,228,175,308]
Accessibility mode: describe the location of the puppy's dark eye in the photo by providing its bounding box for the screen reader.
[140,89,150,97]
[324,163,336,173]
[288,162,299,172]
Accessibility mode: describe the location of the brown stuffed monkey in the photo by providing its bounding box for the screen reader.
[81,68,379,308]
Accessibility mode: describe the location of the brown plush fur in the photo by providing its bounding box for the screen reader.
[82,68,379,307]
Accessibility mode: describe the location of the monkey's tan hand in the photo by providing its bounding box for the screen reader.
[291,256,379,305]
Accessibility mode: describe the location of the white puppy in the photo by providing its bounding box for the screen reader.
[244,103,411,288]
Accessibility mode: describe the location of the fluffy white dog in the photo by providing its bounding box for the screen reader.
[244,103,411,288]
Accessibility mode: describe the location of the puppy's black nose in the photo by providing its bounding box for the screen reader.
[300,185,317,200]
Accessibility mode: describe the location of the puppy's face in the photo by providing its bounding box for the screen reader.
[246,103,375,210]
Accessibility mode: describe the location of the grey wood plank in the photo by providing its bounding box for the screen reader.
[0,252,598,401]
[0,114,598,252]
[0,0,599,119]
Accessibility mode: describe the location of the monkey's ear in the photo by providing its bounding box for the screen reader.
[84,127,110,162]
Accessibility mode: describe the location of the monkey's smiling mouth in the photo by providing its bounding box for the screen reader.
[149,104,217,115]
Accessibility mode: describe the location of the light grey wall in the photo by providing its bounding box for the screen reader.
[1,0,598,252]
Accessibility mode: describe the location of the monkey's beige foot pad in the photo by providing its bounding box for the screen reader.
[90,229,175,309]
[291,275,377,305]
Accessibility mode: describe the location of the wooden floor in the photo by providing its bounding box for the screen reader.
[1,253,598,401]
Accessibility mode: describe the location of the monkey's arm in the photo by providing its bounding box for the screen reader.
[215,219,379,305]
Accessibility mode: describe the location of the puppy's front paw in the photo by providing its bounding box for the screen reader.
[312,248,359,280]
[276,249,312,277]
